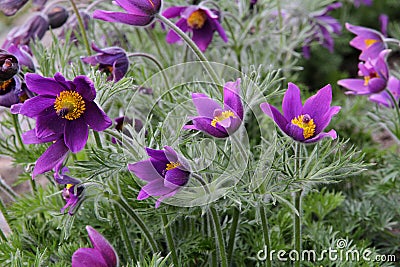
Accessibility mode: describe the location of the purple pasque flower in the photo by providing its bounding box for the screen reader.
[72,226,118,267]
[0,0,28,16]
[93,0,161,27]
[338,49,390,95]
[346,22,386,61]
[0,49,19,81]
[46,5,69,29]
[163,4,228,52]
[184,78,243,138]
[54,167,84,215]
[81,44,129,82]
[0,76,33,107]
[260,83,341,143]
[128,146,190,208]
[302,2,342,59]
[6,44,35,72]
[354,0,373,8]
[369,77,400,108]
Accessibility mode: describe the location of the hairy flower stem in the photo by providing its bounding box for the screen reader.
[226,206,240,264]
[386,89,400,137]
[161,213,179,266]
[155,14,222,90]
[113,204,136,262]
[294,143,302,267]
[12,114,25,151]
[69,0,91,56]
[259,204,272,267]
[210,206,228,267]
[93,131,103,149]
[116,197,158,253]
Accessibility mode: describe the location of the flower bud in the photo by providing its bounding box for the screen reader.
[46,6,69,29]
[0,0,28,16]
[0,49,19,81]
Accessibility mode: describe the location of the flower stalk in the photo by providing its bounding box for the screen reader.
[69,0,91,56]
[161,213,179,267]
[113,203,135,262]
[226,206,240,264]
[259,204,272,267]
[294,142,302,267]
[210,205,228,267]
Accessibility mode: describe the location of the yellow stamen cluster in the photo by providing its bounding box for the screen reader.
[187,10,207,29]
[291,115,316,139]
[211,110,236,127]
[54,91,86,120]
[66,184,73,190]
[364,39,378,47]
[0,79,12,91]
[166,162,181,171]
[363,72,379,86]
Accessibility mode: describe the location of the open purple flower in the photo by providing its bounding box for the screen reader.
[128,146,190,208]
[369,77,400,108]
[338,49,390,95]
[346,22,386,61]
[302,2,342,59]
[184,78,243,138]
[81,44,129,82]
[260,83,340,143]
[163,4,228,52]
[54,167,84,215]
[93,0,161,27]
[72,226,118,267]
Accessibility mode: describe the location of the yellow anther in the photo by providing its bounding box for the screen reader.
[54,91,86,120]
[211,110,236,127]
[187,10,207,29]
[291,114,316,139]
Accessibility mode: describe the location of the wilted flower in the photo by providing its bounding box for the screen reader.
[338,49,390,95]
[346,22,386,61]
[128,146,190,208]
[368,77,400,108]
[184,78,243,138]
[163,4,228,51]
[302,2,342,59]
[72,226,118,267]
[93,0,161,27]
[2,13,49,48]
[81,44,129,82]
[0,49,19,81]
[54,167,84,215]
[260,83,340,143]
[46,5,69,29]
[6,44,35,71]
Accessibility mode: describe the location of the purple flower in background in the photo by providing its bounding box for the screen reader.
[112,116,143,144]
[0,49,19,81]
[379,14,389,37]
[6,44,35,71]
[72,226,118,267]
[346,22,386,61]
[54,167,84,215]
[338,50,390,95]
[260,83,340,143]
[0,76,33,107]
[354,0,373,8]
[2,13,49,48]
[369,77,400,108]
[93,0,161,27]
[0,0,28,16]
[128,146,190,208]
[163,4,228,51]
[302,2,342,59]
[46,5,69,29]
[184,78,243,138]
[60,11,90,43]
[81,44,129,82]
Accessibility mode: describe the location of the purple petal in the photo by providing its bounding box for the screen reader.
[223,78,243,119]
[93,10,153,26]
[73,76,96,101]
[86,226,118,267]
[32,139,69,178]
[36,110,65,138]
[359,42,386,61]
[64,119,88,153]
[302,84,332,124]
[337,79,369,94]
[162,6,186,18]
[83,101,112,132]
[260,103,290,136]
[304,129,337,143]
[114,0,147,15]
[166,18,188,44]
[314,106,341,134]
[191,116,229,138]
[165,168,189,187]
[155,190,178,208]
[137,189,150,200]
[22,129,60,144]
[128,159,164,182]
[209,18,228,42]
[140,179,174,197]
[368,78,386,93]
[25,73,65,96]
[287,123,306,141]
[145,148,168,162]
[19,96,55,118]
[192,23,214,52]
[282,83,303,121]
[191,93,221,118]
[72,248,109,267]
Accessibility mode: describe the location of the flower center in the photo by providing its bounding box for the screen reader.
[166,162,181,171]
[66,184,73,190]
[364,39,378,47]
[0,79,12,92]
[211,110,236,127]
[187,10,207,29]
[54,91,86,120]
[364,72,379,86]
[291,114,316,139]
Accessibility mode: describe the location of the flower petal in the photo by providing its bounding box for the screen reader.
[191,116,229,138]
[155,189,178,208]
[83,101,112,131]
[165,168,189,187]
[223,78,243,119]
[86,226,118,267]
[260,103,290,136]
[22,129,60,144]
[140,179,174,197]
[162,6,186,18]
[71,248,109,267]
[64,119,88,153]
[32,139,69,178]
[25,73,65,96]
[304,129,337,143]
[282,82,303,120]
[73,75,96,101]
[128,159,164,182]
[93,10,153,26]
[36,110,65,138]
[302,84,332,123]
[166,18,188,44]
[191,92,221,118]
[192,22,214,52]
[19,95,55,118]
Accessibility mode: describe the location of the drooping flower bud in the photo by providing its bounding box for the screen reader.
[46,6,69,29]
[0,0,29,16]
[0,49,19,81]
